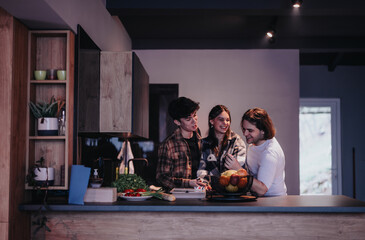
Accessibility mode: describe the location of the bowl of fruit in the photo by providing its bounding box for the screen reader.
[214,169,253,196]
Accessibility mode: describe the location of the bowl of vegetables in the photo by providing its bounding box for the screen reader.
[120,188,152,201]
[112,174,176,201]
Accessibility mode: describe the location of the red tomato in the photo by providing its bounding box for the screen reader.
[136,188,146,192]
[123,189,134,193]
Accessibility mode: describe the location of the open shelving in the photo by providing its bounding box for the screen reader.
[25,30,74,190]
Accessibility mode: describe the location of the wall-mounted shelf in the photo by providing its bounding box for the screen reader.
[25,30,75,190]
[30,80,67,84]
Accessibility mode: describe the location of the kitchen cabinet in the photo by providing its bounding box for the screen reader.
[25,30,75,190]
[78,51,149,138]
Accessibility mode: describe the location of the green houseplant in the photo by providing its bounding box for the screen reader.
[29,96,63,136]
[26,157,52,235]
[29,96,58,119]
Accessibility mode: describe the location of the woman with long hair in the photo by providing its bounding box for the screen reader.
[197,105,246,179]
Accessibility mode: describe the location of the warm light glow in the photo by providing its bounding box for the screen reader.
[266,31,274,38]
[266,30,276,43]
[291,0,303,8]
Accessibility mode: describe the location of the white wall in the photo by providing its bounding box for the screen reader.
[136,49,300,194]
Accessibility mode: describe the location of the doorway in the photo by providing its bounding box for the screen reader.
[132,84,179,184]
[149,84,179,143]
[299,98,341,195]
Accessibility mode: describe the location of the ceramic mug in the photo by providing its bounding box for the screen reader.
[34,70,46,80]
[47,69,57,80]
[57,70,66,80]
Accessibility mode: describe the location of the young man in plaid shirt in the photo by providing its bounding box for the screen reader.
[156,97,208,191]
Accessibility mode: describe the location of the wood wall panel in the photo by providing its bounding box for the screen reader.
[36,37,66,71]
[100,52,132,132]
[0,7,13,229]
[66,30,75,184]
[0,7,31,240]
[0,223,8,240]
[78,50,100,132]
[34,212,365,240]
[132,53,149,138]
[80,51,149,138]
[9,17,30,240]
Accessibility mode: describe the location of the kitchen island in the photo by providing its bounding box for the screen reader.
[20,195,365,239]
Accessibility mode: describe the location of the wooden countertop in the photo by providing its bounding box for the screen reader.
[20,195,365,213]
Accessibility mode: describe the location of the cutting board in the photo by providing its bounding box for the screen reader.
[171,188,206,199]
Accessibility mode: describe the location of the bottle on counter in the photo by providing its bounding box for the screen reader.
[90,169,103,188]
[93,169,99,179]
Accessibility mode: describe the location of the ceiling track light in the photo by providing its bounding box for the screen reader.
[266,30,275,38]
[266,30,276,43]
[266,16,278,43]
[291,0,303,8]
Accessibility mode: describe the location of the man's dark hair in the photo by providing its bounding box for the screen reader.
[168,97,200,121]
[241,107,276,139]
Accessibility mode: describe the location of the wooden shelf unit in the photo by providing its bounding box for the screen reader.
[25,30,74,190]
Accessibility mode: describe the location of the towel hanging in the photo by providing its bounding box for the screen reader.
[117,140,135,174]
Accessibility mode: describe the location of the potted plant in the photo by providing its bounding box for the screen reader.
[26,157,55,187]
[29,96,59,136]
[26,157,53,234]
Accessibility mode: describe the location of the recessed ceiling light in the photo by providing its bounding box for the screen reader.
[266,30,275,38]
[291,0,303,8]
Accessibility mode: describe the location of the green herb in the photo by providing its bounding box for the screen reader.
[111,174,148,192]
[142,189,163,199]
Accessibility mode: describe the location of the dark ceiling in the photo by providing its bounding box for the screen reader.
[106,0,365,70]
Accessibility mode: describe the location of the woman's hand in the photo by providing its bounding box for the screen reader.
[224,153,243,171]
[188,179,208,188]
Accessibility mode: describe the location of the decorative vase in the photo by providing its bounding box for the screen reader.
[34,167,55,186]
[37,117,58,136]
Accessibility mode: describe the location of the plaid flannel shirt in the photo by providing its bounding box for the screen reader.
[156,128,202,190]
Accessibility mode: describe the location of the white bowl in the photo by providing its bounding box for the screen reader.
[90,182,102,188]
